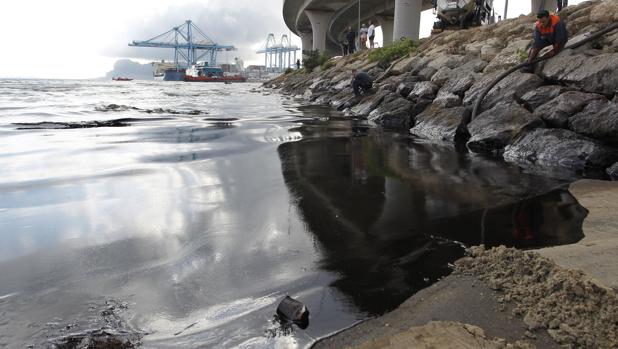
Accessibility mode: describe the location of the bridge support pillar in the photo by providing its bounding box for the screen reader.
[531,0,556,13]
[305,10,335,52]
[377,16,394,46]
[300,33,313,58]
[393,0,422,42]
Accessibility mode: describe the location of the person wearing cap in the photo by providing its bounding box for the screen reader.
[525,10,568,70]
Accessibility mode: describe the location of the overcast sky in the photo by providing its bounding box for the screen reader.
[0,0,585,79]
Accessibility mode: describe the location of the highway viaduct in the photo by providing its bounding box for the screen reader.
[283,0,560,57]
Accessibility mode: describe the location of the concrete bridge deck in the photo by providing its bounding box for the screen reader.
[283,0,559,56]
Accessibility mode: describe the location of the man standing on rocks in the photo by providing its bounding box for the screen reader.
[351,69,373,97]
[524,10,568,72]
[368,21,376,49]
[346,27,356,55]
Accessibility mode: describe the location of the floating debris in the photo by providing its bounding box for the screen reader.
[276,296,309,330]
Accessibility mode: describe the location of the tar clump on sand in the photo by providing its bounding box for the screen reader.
[455,246,618,348]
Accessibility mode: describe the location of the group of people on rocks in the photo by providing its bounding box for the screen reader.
[349,8,569,97]
[342,21,376,55]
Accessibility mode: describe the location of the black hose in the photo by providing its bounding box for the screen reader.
[472,21,618,119]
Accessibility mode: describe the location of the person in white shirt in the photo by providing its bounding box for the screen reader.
[368,21,376,49]
[359,24,368,50]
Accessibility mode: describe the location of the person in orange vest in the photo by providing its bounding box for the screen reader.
[523,10,568,72]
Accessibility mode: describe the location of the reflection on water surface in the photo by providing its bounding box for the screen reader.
[0,80,585,348]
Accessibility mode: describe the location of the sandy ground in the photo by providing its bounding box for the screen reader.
[537,180,618,291]
[313,180,618,349]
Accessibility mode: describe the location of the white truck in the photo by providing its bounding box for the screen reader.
[432,0,494,30]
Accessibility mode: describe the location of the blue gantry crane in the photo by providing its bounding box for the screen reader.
[257,34,300,71]
[129,20,236,68]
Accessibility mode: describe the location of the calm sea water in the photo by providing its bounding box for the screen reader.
[0,79,586,348]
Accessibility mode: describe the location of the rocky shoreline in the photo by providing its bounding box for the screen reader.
[265,0,618,180]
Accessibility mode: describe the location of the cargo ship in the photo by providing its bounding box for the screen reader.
[184,65,247,83]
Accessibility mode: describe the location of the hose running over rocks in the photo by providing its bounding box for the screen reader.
[472,21,618,120]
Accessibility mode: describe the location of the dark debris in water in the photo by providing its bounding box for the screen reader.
[47,299,144,349]
[95,104,207,115]
[14,119,137,129]
[51,329,141,349]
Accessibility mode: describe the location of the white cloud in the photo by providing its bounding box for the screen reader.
[0,0,587,79]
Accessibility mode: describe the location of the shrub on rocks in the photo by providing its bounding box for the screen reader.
[367,39,418,66]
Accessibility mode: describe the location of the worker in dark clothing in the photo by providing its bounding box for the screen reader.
[557,0,568,11]
[524,10,568,72]
[346,27,356,54]
[351,69,373,97]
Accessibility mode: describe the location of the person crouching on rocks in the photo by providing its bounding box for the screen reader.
[351,69,373,97]
[523,10,568,72]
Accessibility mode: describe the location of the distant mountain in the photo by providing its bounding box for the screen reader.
[105,59,154,80]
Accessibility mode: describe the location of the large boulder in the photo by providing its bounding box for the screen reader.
[368,95,414,128]
[569,99,618,143]
[520,85,572,111]
[349,90,391,116]
[391,55,427,75]
[408,81,439,102]
[464,71,543,112]
[467,102,545,153]
[484,39,530,73]
[504,128,618,171]
[541,49,618,95]
[396,74,423,97]
[410,106,471,143]
[433,93,462,108]
[426,54,467,71]
[440,73,478,98]
[533,91,606,129]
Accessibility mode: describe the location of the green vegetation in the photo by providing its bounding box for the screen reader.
[515,48,528,63]
[368,39,419,66]
[302,50,331,72]
[284,67,294,75]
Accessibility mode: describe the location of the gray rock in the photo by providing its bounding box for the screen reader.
[607,162,618,180]
[431,67,453,87]
[396,75,423,97]
[520,85,572,111]
[541,50,618,95]
[467,102,545,153]
[464,71,543,112]
[534,91,606,129]
[426,54,467,70]
[408,82,439,102]
[330,89,356,110]
[368,95,414,128]
[569,99,618,143]
[440,73,478,97]
[433,93,462,108]
[410,106,471,143]
[504,128,618,171]
[417,66,438,81]
[350,90,391,116]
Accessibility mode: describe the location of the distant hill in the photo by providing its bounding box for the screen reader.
[105,59,154,80]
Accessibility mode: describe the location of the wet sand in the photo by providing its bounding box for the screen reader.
[313,180,618,349]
